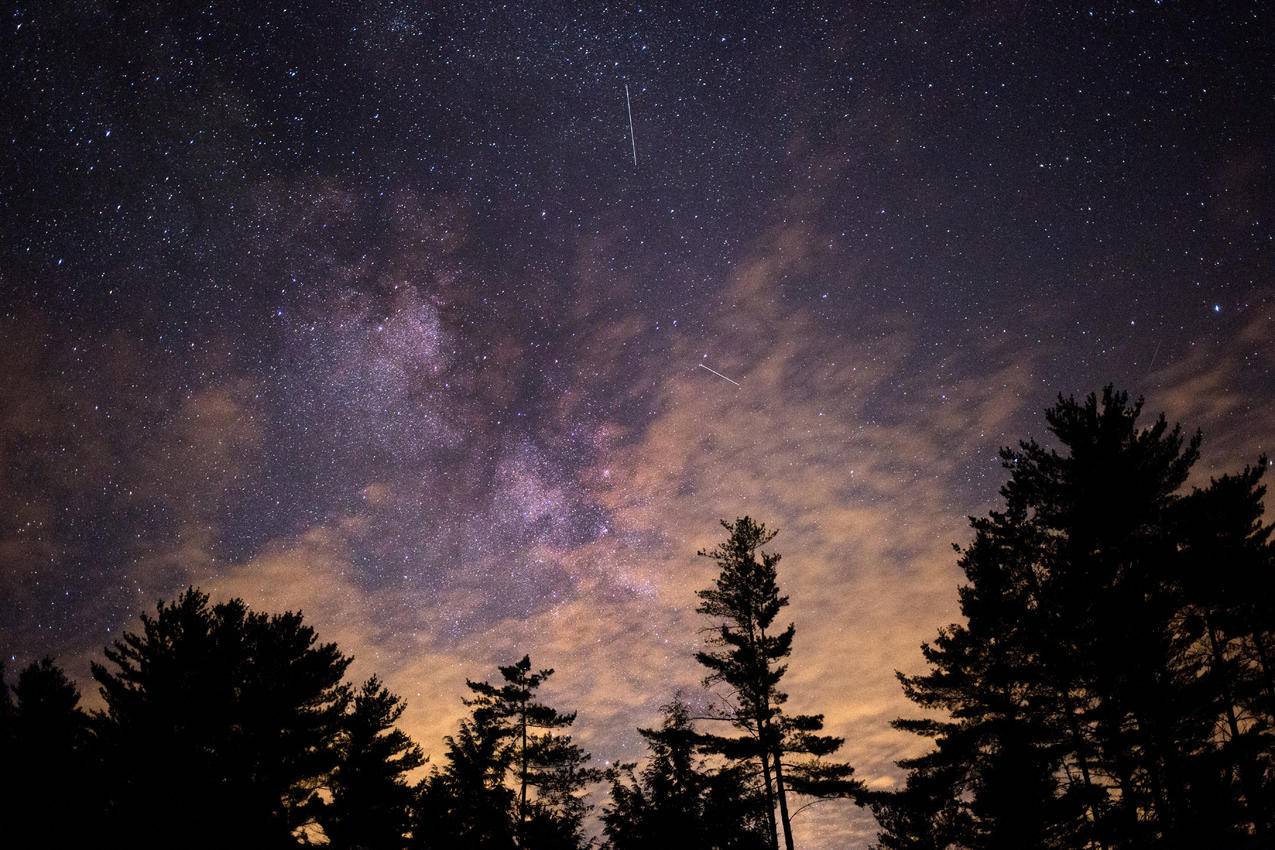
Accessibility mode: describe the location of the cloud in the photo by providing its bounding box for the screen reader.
[527,217,1046,844]
[5,170,1270,850]
[1149,309,1274,479]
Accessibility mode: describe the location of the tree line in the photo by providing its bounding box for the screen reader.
[1,387,1271,849]
[0,520,857,849]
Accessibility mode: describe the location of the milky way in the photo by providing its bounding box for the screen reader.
[2,5,1272,846]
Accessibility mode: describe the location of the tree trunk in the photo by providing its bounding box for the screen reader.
[771,748,796,850]
[759,746,780,850]
[749,613,781,850]
[519,702,528,841]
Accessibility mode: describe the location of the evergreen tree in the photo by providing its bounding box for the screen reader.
[0,658,95,847]
[881,388,1274,849]
[418,655,599,850]
[694,517,863,850]
[882,502,1088,850]
[411,717,517,850]
[867,761,969,850]
[602,697,771,850]
[1175,462,1275,837]
[323,676,426,850]
[92,588,351,849]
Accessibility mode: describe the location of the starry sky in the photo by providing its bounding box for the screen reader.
[2,3,1273,846]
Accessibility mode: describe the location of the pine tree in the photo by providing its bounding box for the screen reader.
[412,717,517,850]
[450,655,600,849]
[1175,462,1275,837]
[92,588,351,849]
[867,759,969,850]
[323,676,426,850]
[602,697,771,850]
[882,388,1273,849]
[0,658,96,846]
[882,501,1089,850]
[694,517,863,850]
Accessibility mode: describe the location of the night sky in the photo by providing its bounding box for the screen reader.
[2,3,1272,846]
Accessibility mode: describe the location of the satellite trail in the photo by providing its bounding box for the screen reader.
[625,84,637,166]
[698,363,740,386]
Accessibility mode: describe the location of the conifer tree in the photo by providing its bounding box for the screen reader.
[694,517,863,850]
[92,588,351,848]
[881,501,1089,849]
[867,761,969,850]
[602,697,771,850]
[0,658,96,846]
[456,655,600,849]
[412,717,517,850]
[881,388,1274,849]
[323,675,426,850]
[1175,462,1275,837]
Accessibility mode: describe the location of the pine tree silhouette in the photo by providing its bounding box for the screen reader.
[417,655,599,850]
[694,517,863,850]
[602,696,771,850]
[879,388,1275,849]
[322,675,426,850]
[1175,461,1275,837]
[0,658,96,848]
[92,588,351,849]
[412,716,517,850]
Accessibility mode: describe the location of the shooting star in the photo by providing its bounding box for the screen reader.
[698,363,740,386]
[625,84,637,166]
[1148,338,1162,371]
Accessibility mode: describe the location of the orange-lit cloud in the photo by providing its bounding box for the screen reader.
[4,182,1270,850]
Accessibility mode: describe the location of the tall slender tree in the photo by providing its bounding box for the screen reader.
[695,517,863,850]
[322,675,426,850]
[461,655,601,849]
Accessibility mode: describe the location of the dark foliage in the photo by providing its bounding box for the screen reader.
[4,386,1271,850]
[90,588,353,847]
[323,676,427,850]
[876,387,1275,850]
[415,655,600,850]
[603,697,772,850]
[411,717,518,850]
[0,658,96,847]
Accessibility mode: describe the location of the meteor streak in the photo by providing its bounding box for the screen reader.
[625,84,637,166]
[698,363,740,386]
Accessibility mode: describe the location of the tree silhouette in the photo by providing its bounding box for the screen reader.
[0,657,96,846]
[92,588,352,848]
[322,675,426,850]
[867,762,969,850]
[419,655,599,850]
[694,517,863,850]
[602,696,771,850]
[880,495,1088,849]
[412,716,517,850]
[1174,461,1275,838]
[880,388,1275,849]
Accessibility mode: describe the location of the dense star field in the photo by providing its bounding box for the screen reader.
[2,3,1272,846]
